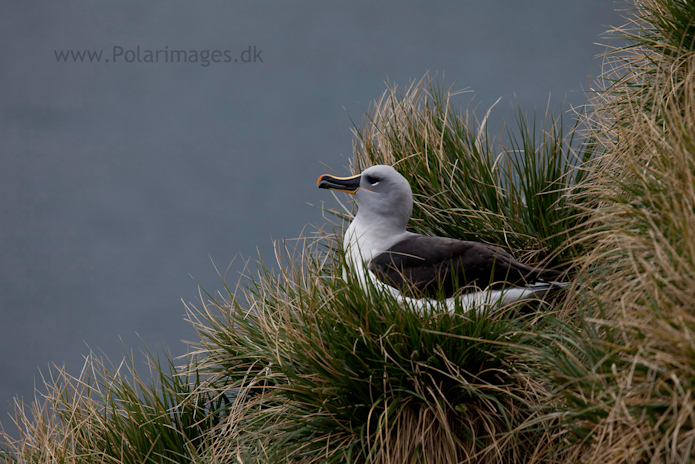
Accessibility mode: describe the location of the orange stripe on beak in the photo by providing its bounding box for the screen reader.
[316,173,361,194]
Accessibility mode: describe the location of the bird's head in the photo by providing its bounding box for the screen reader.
[317,164,413,230]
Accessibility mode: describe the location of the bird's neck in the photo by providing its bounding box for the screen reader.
[344,213,408,265]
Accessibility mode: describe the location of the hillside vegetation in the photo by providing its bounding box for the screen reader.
[3,0,695,462]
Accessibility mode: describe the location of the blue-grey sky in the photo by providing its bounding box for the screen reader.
[0,1,622,433]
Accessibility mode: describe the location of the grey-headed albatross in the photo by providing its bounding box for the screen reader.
[317,164,566,311]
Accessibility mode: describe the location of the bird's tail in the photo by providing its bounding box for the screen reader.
[497,281,569,305]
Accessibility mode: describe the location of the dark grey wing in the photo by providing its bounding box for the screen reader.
[368,235,561,299]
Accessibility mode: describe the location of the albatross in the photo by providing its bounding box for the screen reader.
[317,164,567,312]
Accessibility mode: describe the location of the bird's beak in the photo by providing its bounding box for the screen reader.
[316,173,361,194]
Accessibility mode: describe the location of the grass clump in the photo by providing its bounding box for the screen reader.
[536,1,695,462]
[0,351,224,463]
[184,241,565,463]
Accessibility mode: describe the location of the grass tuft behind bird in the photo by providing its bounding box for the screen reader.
[349,76,593,266]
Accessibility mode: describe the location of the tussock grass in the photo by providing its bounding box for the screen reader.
[0,351,224,463]
[538,1,695,462]
[183,239,569,463]
[4,1,695,462]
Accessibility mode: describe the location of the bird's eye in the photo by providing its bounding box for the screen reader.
[366,175,379,186]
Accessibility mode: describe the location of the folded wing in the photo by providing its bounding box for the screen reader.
[368,235,561,299]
